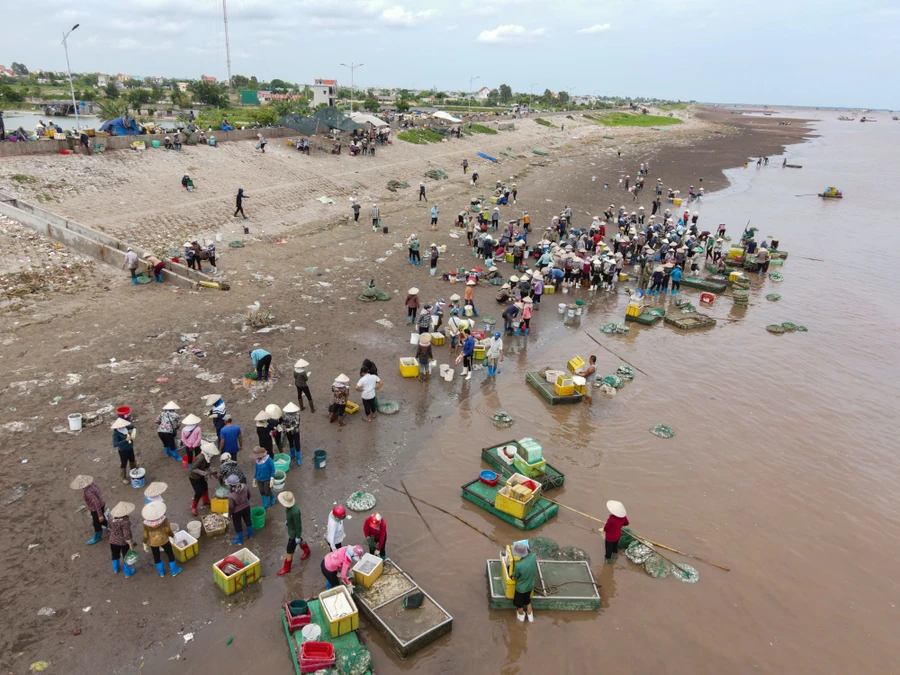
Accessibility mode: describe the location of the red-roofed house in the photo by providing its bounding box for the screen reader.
[473,86,490,101]
[201,75,217,83]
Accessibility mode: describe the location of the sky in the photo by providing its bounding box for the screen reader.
[1,0,898,109]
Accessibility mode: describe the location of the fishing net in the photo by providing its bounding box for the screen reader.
[346,491,376,511]
[672,562,700,584]
[797,325,808,332]
[336,645,372,675]
[228,241,245,248]
[360,287,377,299]
[766,293,781,301]
[482,316,497,325]
[375,291,392,301]
[555,545,590,563]
[781,322,798,332]
[768,272,783,282]
[386,180,409,191]
[596,383,617,396]
[491,411,514,428]
[625,541,655,564]
[313,107,362,132]
[646,307,665,317]
[529,536,560,560]
[650,424,675,438]
[601,375,625,389]
[643,553,671,578]
[617,528,636,549]
[215,485,230,499]
[766,324,785,334]
[680,303,698,313]
[377,401,400,415]
[600,322,630,334]
[615,364,635,380]
[732,290,749,305]
[424,169,448,181]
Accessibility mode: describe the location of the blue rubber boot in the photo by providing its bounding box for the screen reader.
[325,579,333,589]
[87,532,102,545]
[672,289,678,295]
[171,447,181,461]
[169,560,183,577]
[247,526,254,540]
[231,532,244,545]
[132,278,138,286]
[123,564,135,578]
[156,274,163,282]
[112,559,121,574]
[262,495,270,509]
[295,449,301,466]
[525,327,529,336]
[155,562,166,577]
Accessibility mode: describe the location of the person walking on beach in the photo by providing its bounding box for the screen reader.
[72,475,107,544]
[141,502,182,578]
[419,181,427,201]
[108,501,136,577]
[155,401,181,461]
[276,491,310,576]
[234,187,248,219]
[371,203,380,230]
[472,170,479,186]
[252,445,275,508]
[293,359,314,412]
[462,158,468,174]
[112,417,138,485]
[352,201,360,223]
[431,204,439,230]
[405,287,420,324]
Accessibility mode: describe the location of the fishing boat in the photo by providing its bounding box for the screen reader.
[486,549,600,611]
[461,478,558,530]
[838,116,854,121]
[481,440,566,490]
[819,187,843,199]
[525,371,583,405]
[281,596,372,675]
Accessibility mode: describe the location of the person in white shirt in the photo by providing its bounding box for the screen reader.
[486,332,504,378]
[355,367,382,422]
[326,505,347,551]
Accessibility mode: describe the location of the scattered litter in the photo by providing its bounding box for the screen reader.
[184,633,194,642]
[226,637,234,646]
[28,543,40,552]
[156,377,169,383]
[766,293,781,301]
[649,424,675,439]
[375,319,394,329]
[346,491,377,511]
[82,606,91,613]
[37,607,55,617]
[30,662,51,672]
[71,552,80,561]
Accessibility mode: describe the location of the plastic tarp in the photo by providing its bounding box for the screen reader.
[313,107,363,132]
[432,111,462,123]
[99,116,142,136]
[276,114,325,136]
[349,112,388,127]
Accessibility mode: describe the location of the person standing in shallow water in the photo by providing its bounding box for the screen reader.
[603,500,629,564]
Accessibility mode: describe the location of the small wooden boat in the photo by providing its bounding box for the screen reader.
[525,371,582,405]
[819,187,843,199]
[486,558,600,611]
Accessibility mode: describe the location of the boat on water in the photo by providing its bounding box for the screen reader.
[838,116,854,121]
[860,116,877,123]
[819,187,843,199]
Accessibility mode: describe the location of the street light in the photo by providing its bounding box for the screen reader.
[340,62,364,113]
[62,23,80,131]
[468,75,480,116]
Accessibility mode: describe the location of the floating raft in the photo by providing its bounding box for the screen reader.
[525,371,583,405]
[706,262,738,275]
[353,559,452,658]
[481,441,566,490]
[680,276,727,293]
[461,478,558,530]
[625,308,664,326]
[664,312,717,330]
[282,599,371,675]
[486,559,600,611]
[784,164,803,168]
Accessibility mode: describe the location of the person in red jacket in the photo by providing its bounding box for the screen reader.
[602,500,629,564]
[363,513,387,558]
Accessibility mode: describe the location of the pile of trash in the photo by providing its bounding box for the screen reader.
[245,301,274,328]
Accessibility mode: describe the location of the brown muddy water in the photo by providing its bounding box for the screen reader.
[150,113,899,675]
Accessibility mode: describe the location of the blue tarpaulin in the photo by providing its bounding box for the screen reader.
[99,116,143,136]
[477,152,499,163]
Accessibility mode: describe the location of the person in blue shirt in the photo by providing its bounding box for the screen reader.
[670,264,683,295]
[249,348,271,381]
[218,415,243,459]
[550,266,565,290]
[430,205,439,230]
[460,330,475,381]
[252,446,276,509]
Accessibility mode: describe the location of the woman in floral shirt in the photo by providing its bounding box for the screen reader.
[330,374,350,427]
[155,401,181,462]
[109,501,136,577]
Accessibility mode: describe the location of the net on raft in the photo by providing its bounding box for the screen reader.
[528,536,590,563]
[615,364,635,380]
[335,645,373,675]
[650,424,675,438]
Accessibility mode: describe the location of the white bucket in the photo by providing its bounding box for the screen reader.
[68,413,83,431]
[187,520,202,539]
[575,306,583,316]
[410,333,418,345]
[558,303,566,314]
[562,286,569,294]
[215,233,223,242]
[464,305,474,317]
[439,364,450,376]
[567,309,576,318]
[444,368,454,381]
[273,470,286,491]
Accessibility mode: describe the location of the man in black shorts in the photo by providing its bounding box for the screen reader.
[512,541,536,622]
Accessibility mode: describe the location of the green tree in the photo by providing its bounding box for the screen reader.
[125,88,153,110]
[254,104,279,126]
[188,81,228,108]
[171,90,190,109]
[542,88,553,106]
[124,78,142,88]
[363,98,380,112]
[98,98,128,121]
[558,91,570,106]
[82,90,96,102]
[269,79,289,93]
[337,87,353,99]
[79,73,99,87]
[73,89,82,101]
[486,88,500,106]
[396,99,411,113]
[11,62,29,76]
[150,83,164,103]
[31,87,42,99]
[499,84,512,104]
[0,86,25,103]
[231,74,250,89]
[104,82,119,99]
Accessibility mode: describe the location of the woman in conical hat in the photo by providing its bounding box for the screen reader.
[155,401,181,462]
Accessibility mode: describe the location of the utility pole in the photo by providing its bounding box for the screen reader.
[62,24,80,130]
[223,0,233,91]
[341,62,364,113]
[468,75,480,116]
[567,85,576,111]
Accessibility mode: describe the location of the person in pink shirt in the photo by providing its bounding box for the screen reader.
[180,414,203,468]
[603,500,629,564]
[321,544,364,588]
[518,297,533,336]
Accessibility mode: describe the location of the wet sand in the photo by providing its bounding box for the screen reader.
[6,108,898,675]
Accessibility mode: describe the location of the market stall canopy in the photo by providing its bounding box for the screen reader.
[349,112,389,127]
[432,111,462,123]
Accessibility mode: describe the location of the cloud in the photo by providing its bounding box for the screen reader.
[158,22,185,35]
[380,6,438,27]
[477,24,545,44]
[577,23,611,34]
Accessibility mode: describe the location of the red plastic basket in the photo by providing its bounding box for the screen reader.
[300,642,335,673]
[283,603,311,632]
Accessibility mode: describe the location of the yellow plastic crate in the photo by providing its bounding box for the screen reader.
[352,553,384,588]
[555,383,575,396]
[619,273,629,282]
[673,198,683,206]
[727,247,744,260]
[500,547,535,600]
[505,253,514,263]
[507,472,542,501]
[399,357,419,378]
[318,586,359,638]
[431,332,445,346]
[473,346,486,360]
[567,356,585,373]
[210,497,229,514]
[344,401,359,414]
[544,285,555,295]
[626,303,642,317]
[556,373,574,387]
[729,271,743,282]
[212,548,261,596]
[495,485,536,519]
[169,531,198,563]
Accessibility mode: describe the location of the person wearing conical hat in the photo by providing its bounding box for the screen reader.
[713,237,724,263]
[330,374,350,426]
[254,411,274,457]
[188,442,219,515]
[603,500,629,564]
[293,359,315,413]
[496,282,512,305]
[276,491,311,576]
[252,445,276,509]
[144,481,168,503]
[650,265,665,295]
[141,502,182,578]
[203,394,227,441]
[511,540,537,623]
[218,414,242,461]
[282,402,302,465]
[415,333,433,383]
[464,279,479,317]
[265,403,286,454]
[180,413,203,468]
[405,287,420,325]
[155,401,181,462]
[72,475,107,545]
[111,417,138,485]
[108,502,136,577]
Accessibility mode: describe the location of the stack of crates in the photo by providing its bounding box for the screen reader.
[567,356,585,374]
[554,373,575,397]
[626,303,642,317]
[517,438,543,464]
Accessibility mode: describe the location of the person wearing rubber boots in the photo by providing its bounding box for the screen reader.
[180,413,203,467]
[108,501,137,577]
[226,474,253,545]
[363,513,387,558]
[154,401,181,462]
[189,442,219,515]
[322,545,364,589]
[326,505,348,551]
[603,500,629,564]
[141,501,182,578]
[72,475,107,545]
[512,541,536,623]
[111,417,138,485]
[252,446,276,508]
[276,491,310,575]
[204,393,227,442]
[293,359,315,412]
[282,402,302,466]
